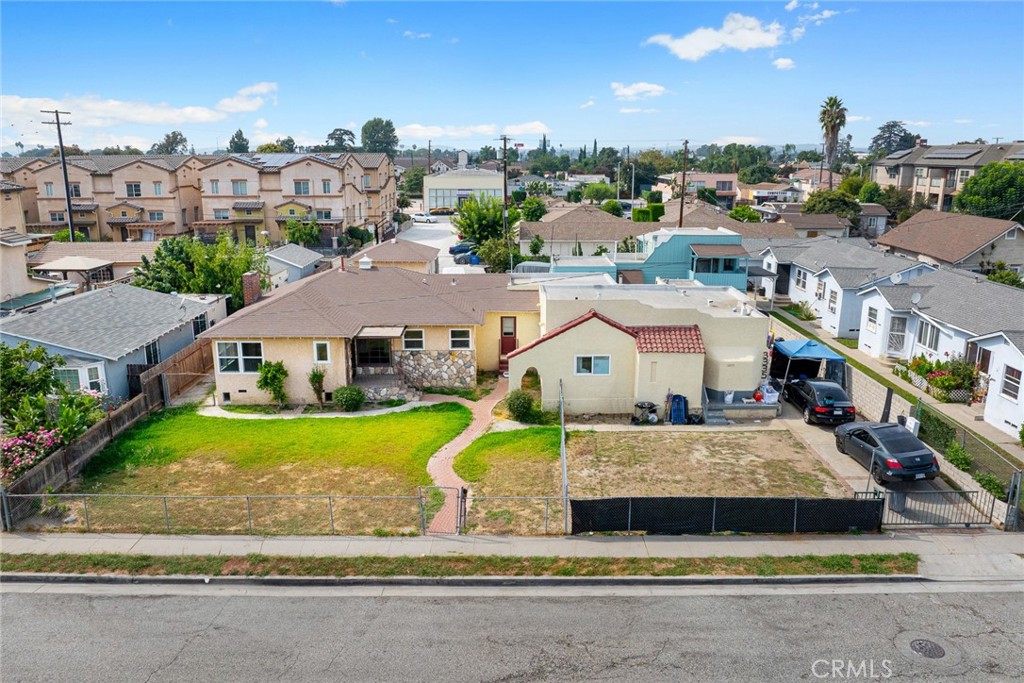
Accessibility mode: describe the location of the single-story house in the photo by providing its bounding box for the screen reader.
[508,283,770,418]
[876,210,1023,273]
[518,206,645,257]
[266,243,327,283]
[777,212,850,238]
[25,240,161,284]
[763,238,934,338]
[200,264,540,405]
[965,331,1023,439]
[351,238,439,273]
[857,203,891,238]
[0,284,222,399]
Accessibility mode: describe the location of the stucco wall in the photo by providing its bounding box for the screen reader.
[634,352,704,417]
[0,243,47,299]
[213,337,349,405]
[978,337,1024,438]
[478,311,540,372]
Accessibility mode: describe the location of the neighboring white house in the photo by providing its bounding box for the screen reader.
[763,238,934,338]
[966,331,1024,439]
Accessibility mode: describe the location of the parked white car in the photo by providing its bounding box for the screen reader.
[412,212,438,223]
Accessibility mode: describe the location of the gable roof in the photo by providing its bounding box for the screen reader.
[779,212,849,232]
[508,309,636,358]
[866,268,1023,336]
[202,268,537,340]
[770,238,923,288]
[267,243,324,269]
[967,330,1024,355]
[876,210,1020,264]
[519,206,644,242]
[356,239,439,263]
[0,284,207,360]
[26,240,160,266]
[659,201,798,238]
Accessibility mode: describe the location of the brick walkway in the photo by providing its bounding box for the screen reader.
[423,379,509,534]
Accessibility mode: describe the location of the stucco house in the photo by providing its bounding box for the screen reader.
[0,285,223,399]
[763,238,935,338]
[351,238,439,273]
[508,283,769,420]
[200,265,540,405]
[0,229,77,314]
[876,210,1023,273]
[517,206,646,258]
[964,331,1023,439]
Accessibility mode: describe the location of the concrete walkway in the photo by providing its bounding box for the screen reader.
[770,308,1024,462]
[3,530,1023,580]
[423,379,509,534]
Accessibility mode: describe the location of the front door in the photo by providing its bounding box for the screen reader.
[499,317,517,370]
[244,225,256,244]
[887,317,907,355]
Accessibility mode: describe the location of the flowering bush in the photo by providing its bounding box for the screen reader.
[1,428,61,482]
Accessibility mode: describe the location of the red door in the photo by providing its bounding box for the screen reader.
[499,317,517,371]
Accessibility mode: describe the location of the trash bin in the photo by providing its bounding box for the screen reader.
[670,395,687,424]
[888,490,907,513]
[470,254,480,266]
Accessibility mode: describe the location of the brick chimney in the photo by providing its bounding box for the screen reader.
[241,271,261,307]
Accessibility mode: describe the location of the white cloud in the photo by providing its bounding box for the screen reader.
[954,118,973,124]
[253,118,268,129]
[792,8,844,40]
[503,121,551,135]
[386,18,397,24]
[711,136,764,145]
[216,82,278,113]
[791,26,806,40]
[772,58,795,70]
[785,0,800,10]
[645,13,784,61]
[903,120,931,127]
[396,123,498,140]
[610,81,666,101]
[402,30,431,39]
[847,115,871,122]
[580,98,596,109]
[619,108,659,114]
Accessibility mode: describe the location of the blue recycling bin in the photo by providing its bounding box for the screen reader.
[470,254,480,266]
[670,395,687,424]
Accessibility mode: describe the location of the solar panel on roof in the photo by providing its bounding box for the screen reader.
[1005,150,1024,160]
[922,149,981,159]
[886,149,913,159]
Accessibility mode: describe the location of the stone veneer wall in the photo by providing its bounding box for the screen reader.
[395,350,476,389]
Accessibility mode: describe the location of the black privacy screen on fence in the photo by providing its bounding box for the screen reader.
[570,497,884,535]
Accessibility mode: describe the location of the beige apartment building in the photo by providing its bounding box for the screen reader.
[196,152,397,245]
[870,141,1024,212]
[1,157,52,224]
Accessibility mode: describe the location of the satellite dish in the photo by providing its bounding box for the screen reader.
[911,292,922,305]
[889,272,903,285]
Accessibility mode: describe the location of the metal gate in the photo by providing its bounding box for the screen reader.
[856,488,994,528]
[419,486,465,535]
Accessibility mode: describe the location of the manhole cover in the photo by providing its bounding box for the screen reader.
[910,639,945,659]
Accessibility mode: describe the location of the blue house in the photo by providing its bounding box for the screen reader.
[266,243,327,283]
[551,227,752,290]
[0,285,218,400]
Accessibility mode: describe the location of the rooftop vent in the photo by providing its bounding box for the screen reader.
[358,256,373,270]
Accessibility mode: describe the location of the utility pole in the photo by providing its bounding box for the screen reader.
[40,109,76,242]
[676,139,688,228]
[499,135,512,272]
[427,140,432,172]
[630,163,636,203]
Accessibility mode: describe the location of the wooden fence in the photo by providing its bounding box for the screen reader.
[1,337,215,529]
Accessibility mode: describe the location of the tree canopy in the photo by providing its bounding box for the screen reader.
[256,142,286,153]
[326,128,355,152]
[361,118,399,157]
[738,163,777,185]
[583,182,616,203]
[869,121,918,156]
[986,262,1024,289]
[728,205,762,223]
[451,195,518,243]
[227,129,249,153]
[858,181,882,204]
[149,130,189,155]
[954,162,1024,219]
[600,199,623,217]
[819,96,847,188]
[132,233,268,313]
[401,167,426,195]
[521,197,547,222]
[479,145,497,161]
[802,189,861,220]
[284,217,322,246]
[0,342,66,422]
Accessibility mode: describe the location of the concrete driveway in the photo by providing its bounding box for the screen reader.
[399,216,486,273]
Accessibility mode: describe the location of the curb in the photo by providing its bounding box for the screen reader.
[0,572,930,587]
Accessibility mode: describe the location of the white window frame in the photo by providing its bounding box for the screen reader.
[1001,365,1021,401]
[313,341,330,364]
[363,174,371,188]
[69,183,82,198]
[44,182,54,197]
[575,354,611,376]
[294,180,310,195]
[795,269,808,290]
[1006,228,1017,241]
[210,180,220,195]
[232,180,248,196]
[958,169,971,184]
[815,279,826,300]
[449,329,471,350]
[54,365,106,393]
[152,181,162,196]
[322,179,331,194]
[916,320,940,352]
[914,168,926,179]
[315,210,332,220]
[126,182,142,198]
[144,340,161,365]
[216,341,263,374]
[49,211,65,222]
[402,329,424,351]
[213,209,230,220]
[827,290,838,314]
[148,211,164,221]
[866,307,878,333]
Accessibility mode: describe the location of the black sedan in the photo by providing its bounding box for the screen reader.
[781,379,856,425]
[835,422,940,485]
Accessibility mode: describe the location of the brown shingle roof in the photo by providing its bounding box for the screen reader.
[356,239,439,263]
[632,326,704,354]
[779,212,849,231]
[26,241,160,265]
[876,210,1020,265]
[519,206,644,242]
[202,268,537,340]
[660,201,798,238]
[691,244,748,257]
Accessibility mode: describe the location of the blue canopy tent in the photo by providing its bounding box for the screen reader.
[770,339,847,385]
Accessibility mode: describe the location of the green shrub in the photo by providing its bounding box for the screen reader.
[944,442,973,472]
[973,472,1006,500]
[632,207,653,222]
[256,361,288,406]
[643,190,663,204]
[511,190,527,203]
[334,385,366,412]
[506,389,536,423]
[648,203,665,220]
[794,301,817,321]
[916,409,956,451]
[1019,423,1024,448]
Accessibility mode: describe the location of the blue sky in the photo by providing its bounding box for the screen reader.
[2,1,1022,154]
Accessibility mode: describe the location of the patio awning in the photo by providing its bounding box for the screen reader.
[773,339,845,362]
[746,265,777,278]
[33,256,112,272]
[356,325,405,338]
[691,244,749,257]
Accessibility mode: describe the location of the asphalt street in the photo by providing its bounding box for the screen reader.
[2,584,1022,682]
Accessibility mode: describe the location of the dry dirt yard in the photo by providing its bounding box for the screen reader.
[568,430,848,498]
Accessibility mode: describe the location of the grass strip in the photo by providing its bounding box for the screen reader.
[0,552,918,578]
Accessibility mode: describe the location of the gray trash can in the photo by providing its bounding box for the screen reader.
[888,490,907,514]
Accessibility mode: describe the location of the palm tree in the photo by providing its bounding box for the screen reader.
[819,96,848,189]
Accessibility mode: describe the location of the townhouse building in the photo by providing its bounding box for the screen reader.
[870,141,1024,212]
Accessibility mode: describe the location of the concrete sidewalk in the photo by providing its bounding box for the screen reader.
[3,530,1023,580]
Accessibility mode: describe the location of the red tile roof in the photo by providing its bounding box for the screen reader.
[631,326,705,353]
